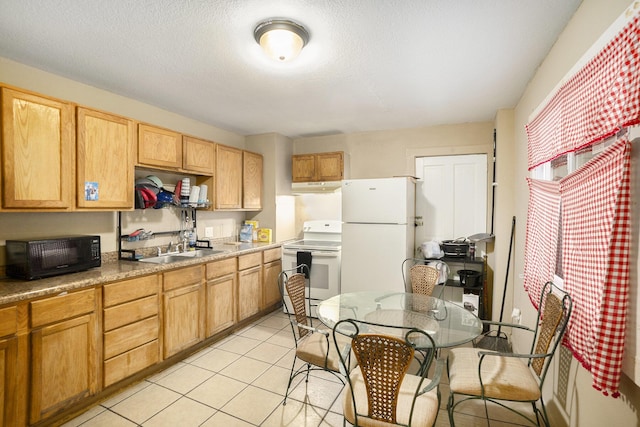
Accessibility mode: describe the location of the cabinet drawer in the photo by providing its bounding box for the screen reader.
[31,289,95,328]
[104,275,159,307]
[104,340,160,387]
[206,257,237,280]
[163,265,203,291]
[0,306,17,337]
[238,252,262,270]
[104,295,158,331]
[104,316,159,359]
[263,247,281,263]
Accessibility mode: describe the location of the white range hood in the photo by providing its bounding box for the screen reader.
[291,181,342,194]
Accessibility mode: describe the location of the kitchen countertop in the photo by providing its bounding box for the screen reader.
[0,241,283,306]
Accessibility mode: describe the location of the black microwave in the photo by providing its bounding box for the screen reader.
[6,235,101,280]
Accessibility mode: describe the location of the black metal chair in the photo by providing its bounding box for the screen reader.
[278,264,355,405]
[402,258,447,299]
[447,281,572,426]
[333,318,444,426]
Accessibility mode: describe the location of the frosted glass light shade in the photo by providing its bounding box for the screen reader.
[254,19,309,62]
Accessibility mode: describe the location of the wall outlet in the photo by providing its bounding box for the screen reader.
[204,227,214,238]
[511,308,522,324]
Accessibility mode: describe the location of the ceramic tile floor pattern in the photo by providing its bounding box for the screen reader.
[63,310,536,427]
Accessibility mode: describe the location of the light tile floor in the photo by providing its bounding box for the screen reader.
[63,309,535,426]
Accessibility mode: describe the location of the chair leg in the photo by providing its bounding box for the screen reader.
[447,392,456,426]
[283,357,299,405]
[534,400,548,427]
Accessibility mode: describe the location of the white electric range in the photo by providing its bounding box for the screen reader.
[281,220,342,316]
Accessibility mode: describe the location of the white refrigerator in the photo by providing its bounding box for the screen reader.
[340,177,416,293]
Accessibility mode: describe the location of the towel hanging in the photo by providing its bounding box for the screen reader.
[296,251,312,278]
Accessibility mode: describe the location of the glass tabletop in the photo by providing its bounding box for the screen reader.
[316,291,483,348]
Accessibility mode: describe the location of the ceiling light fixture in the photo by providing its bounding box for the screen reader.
[254,19,309,62]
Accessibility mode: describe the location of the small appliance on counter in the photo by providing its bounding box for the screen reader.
[6,235,101,280]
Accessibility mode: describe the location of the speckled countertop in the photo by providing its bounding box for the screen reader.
[0,241,283,306]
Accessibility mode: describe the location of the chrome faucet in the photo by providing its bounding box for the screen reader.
[158,241,176,256]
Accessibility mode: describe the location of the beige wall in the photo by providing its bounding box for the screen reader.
[294,122,494,179]
[512,0,639,425]
[0,57,248,253]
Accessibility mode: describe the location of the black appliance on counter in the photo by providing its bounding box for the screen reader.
[6,235,101,280]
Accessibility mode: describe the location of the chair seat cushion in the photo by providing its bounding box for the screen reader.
[448,347,541,401]
[342,369,439,426]
[297,329,356,372]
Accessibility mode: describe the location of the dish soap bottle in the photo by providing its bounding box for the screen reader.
[189,228,197,248]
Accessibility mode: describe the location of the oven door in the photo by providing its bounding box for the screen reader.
[281,248,341,317]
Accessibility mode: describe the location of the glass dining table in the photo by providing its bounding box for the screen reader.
[316,291,483,348]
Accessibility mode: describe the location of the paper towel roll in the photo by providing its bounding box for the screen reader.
[188,186,200,206]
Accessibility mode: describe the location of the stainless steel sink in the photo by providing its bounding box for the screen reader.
[174,249,228,258]
[138,248,228,264]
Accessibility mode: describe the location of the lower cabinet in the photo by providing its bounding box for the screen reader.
[29,289,99,424]
[163,265,205,358]
[102,274,161,387]
[0,305,23,427]
[262,248,282,309]
[7,246,281,425]
[237,253,262,321]
[205,257,237,337]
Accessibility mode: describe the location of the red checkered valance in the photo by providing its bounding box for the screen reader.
[526,14,640,170]
[559,138,631,397]
[523,179,561,303]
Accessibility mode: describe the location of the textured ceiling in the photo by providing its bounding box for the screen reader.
[0,0,582,138]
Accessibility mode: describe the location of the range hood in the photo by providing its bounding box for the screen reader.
[291,181,342,194]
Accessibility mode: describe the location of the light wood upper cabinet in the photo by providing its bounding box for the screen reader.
[215,144,243,209]
[214,144,263,211]
[243,151,263,210]
[1,87,75,209]
[292,151,344,182]
[77,108,136,209]
[137,124,182,169]
[29,289,98,424]
[183,136,214,175]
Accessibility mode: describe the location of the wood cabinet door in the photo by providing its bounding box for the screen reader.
[183,136,214,175]
[291,154,316,182]
[237,266,262,321]
[243,151,263,210]
[137,123,182,169]
[0,336,18,427]
[215,144,243,209]
[206,273,236,337]
[76,107,135,209]
[1,87,74,209]
[30,313,98,424]
[316,152,344,181]
[262,260,282,309]
[163,283,205,358]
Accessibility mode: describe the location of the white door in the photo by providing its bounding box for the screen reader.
[415,155,487,247]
